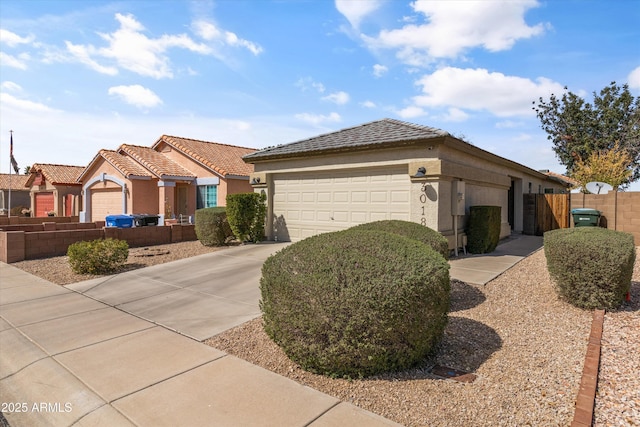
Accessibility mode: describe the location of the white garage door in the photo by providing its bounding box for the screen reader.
[91,188,123,222]
[272,167,410,241]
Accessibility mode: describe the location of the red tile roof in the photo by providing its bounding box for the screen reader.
[544,171,578,187]
[0,173,30,190]
[119,144,195,179]
[27,163,84,186]
[99,150,154,178]
[155,135,255,177]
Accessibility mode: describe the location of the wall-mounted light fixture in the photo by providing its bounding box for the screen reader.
[251,177,261,185]
[414,167,426,178]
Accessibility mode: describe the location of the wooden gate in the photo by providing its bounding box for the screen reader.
[523,194,570,235]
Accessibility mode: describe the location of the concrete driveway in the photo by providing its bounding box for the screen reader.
[66,242,289,341]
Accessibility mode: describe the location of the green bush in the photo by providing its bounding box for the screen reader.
[67,238,129,274]
[349,220,450,260]
[195,207,233,246]
[544,228,635,309]
[226,192,267,243]
[466,206,501,254]
[260,229,450,378]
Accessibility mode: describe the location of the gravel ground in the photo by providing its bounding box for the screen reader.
[10,242,639,426]
[11,240,227,285]
[594,253,640,426]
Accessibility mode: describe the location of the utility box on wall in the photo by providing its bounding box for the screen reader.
[451,180,465,216]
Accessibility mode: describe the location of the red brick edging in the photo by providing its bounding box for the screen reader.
[571,309,605,427]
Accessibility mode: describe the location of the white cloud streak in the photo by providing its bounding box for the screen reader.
[108,84,163,109]
[322,91,350,105]
[361,0,546,66]
[335,0,384,29]
[410,67,565,117]
[294,112,341,125]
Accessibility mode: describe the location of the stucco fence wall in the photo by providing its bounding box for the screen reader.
[570,192,639,245]
[1,223,197,263]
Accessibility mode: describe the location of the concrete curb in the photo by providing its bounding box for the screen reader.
[571,309,605,427]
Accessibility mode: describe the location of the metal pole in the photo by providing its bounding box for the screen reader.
[8,130,12,218]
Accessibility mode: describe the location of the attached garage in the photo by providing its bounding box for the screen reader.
[272,167,410,241]
[34,192,54,217]
[244,118,571,247]
[90,188,123,222]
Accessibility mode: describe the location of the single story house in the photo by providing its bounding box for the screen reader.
[78,135,256,223]
[0,173,31,216]
[25,163,84,217]
[243,118,570,249]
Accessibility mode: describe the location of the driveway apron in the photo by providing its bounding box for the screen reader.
[65,242,289,341]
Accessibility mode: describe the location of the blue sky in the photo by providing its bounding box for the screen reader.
[1,0,639,188]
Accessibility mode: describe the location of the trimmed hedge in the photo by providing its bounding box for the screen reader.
[349,220,450,260]
[195,207,233,246]
[67,238,129,274]
[466,206,501,254]
[260,229,450,378]
[544,227,635,309]
[226,192,267,243]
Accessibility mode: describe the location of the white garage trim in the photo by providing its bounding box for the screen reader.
[80,173,127,222]
[270,166,410,242]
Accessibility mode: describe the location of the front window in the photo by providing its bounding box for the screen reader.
[197,185,217,209]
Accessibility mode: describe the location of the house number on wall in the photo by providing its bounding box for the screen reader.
[419,183,428,226]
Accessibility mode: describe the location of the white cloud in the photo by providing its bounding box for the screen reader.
[373,64,388,78]
[335,0,384,29]
[397,105,426,119]
[0,81,23,92]
[192,20,263,55]
[322,91,350,105]
[65,41,118,75]
[0,52,29,70]
[365,0,545,65]
[294,112,341,125]
[628,66,640,90]
[0,29,35,47]
[441,107,469,122]
[108,85,163,109]
[411,67,565,117]
[0,92,59,113]
[295,77,325,93]
[361,100,376,108]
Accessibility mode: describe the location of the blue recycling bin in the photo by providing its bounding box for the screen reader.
[105,214,134,228]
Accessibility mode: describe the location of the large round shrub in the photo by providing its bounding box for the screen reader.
[544,227,635,309]
[260,229,450,378]
[466,206,501,254]
[349,220,449,260]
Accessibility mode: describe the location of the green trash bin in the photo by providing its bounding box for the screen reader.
[571,208,601,227]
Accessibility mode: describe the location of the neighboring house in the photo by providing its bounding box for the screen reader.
[78,136,256,223]
[243,118,570,248]
[0,173,31,215]
[25,164,84,217]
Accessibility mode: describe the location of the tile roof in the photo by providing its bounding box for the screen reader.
[243,118,449,162]
[29,163,84,185]
[119,144,195,179]
[0,173,30,190]
[544,171,578,187]
[156,135,256,177]
[98,149,154,178]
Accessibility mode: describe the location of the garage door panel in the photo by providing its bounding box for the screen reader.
[91,188,122,222]
[272,167,410,241]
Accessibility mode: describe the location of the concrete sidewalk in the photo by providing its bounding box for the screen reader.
[0,260,401,427]
[449,234,543,285]
[0,234,542,426]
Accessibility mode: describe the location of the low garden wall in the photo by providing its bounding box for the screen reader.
[0,223,197,263]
